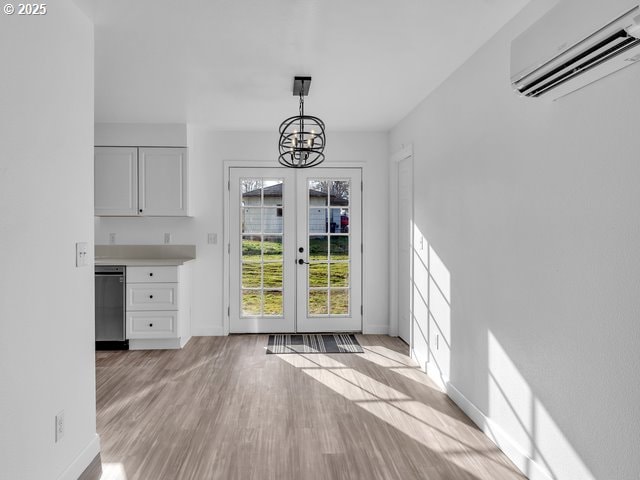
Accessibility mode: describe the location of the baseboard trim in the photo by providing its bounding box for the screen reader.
[56,434,101,480]
[129,338,182,350]
[363,324,389,335]
[445,382,552,480]
[191,325,225,336]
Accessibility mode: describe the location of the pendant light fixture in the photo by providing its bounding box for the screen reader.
[278,76,326,168]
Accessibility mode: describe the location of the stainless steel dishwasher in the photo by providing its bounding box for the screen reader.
[95,265,129,350]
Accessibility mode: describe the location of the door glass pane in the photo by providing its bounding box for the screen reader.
[263,179,283,205]
[242,262,261,288]
[330,263,348,287]
[263,263,283,288]
[309,290,328,315]
[329,289,349,315]
[309,208,327,233]
[242,179,262,203]
[242,208,261,234]
[309,235,328,261]
[240,178,284,318]
[309,180,329,205]
[263,236,283,262]
[339,208,349,233]
[330,236,349,259]
[242,290,261,316]
[263,290,283,316]
[329,208,349,233]
[242,236,261,258]
[309,263,328,287]
[263,208,283,233]
[330,181,350,206]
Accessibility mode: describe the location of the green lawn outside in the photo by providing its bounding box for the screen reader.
[241,239,350,315]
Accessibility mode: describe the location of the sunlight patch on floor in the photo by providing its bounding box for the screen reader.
[100,463,128,480]
[277,352,523,479]
[359,345,419,367]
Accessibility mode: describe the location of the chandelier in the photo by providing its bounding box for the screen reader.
[278,76,326,168]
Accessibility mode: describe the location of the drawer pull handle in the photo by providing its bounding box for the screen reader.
[149,295,154,299]
[149,272,154,277]
[149,323,153,327]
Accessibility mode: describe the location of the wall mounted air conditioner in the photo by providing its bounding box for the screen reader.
[511,2,640,100]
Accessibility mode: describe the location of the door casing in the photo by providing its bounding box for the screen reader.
[224,163,364,335]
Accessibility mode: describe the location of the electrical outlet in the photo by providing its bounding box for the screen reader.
[55,411,64,442]
[164,233,172,244]
[109,233,116,245]
[207,233,217,245]
[75,242,88,267]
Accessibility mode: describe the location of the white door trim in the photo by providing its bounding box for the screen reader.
[223,160,366,336]
[389,144,413,338]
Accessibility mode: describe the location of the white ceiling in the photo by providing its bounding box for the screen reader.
[86,0,529,131]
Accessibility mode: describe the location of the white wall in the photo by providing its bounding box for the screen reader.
[95,129,390,335]
[0,2,98,479]
[390,0,640,479]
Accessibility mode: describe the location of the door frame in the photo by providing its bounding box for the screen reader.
[389,144,414,342]
[223,160,366,336]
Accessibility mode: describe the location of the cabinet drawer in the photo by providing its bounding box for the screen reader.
[127,311,177,338]
[127,266,177,283]
[127,283,178,310]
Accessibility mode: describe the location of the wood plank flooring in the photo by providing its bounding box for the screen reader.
[94,335,526,480]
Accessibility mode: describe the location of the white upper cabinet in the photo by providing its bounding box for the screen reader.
[94,146,188,216]
[94,147,138,216]
[139,148,188,216]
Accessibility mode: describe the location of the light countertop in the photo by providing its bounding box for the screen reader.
[95,258,194,266]
[94,244,196,266]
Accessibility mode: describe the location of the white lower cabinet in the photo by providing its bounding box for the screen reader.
[127,283,178,310]
[128,311,177,338]
[126,265,192,349]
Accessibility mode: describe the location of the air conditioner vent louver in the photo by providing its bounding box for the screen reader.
[511,5,640,100]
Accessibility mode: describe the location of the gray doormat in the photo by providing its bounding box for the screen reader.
[266,334,363,354]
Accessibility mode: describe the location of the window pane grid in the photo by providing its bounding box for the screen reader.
[240,178,284,318]
[307,179,351,317]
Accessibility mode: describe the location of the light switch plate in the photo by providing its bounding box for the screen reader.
[75,242,88,267]
[207,233,217,244]
[55,410,64,442]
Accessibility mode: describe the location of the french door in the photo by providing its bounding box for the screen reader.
[229,167,362,333]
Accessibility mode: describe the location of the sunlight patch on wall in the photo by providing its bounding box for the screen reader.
[488,332,595,480]
[411,223,451,388]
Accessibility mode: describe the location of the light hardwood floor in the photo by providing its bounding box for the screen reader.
[92,335,526,480]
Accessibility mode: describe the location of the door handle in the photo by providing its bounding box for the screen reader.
[297,259,309,265]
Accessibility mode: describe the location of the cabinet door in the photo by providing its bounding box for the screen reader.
[127,311,178,339]
[127,266,178,284]
[138,148,188,216]
[127,283,178,311]
[94,147,138,216]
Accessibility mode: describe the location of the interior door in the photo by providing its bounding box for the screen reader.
[295,169,362,332]
[229,167,362,333]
